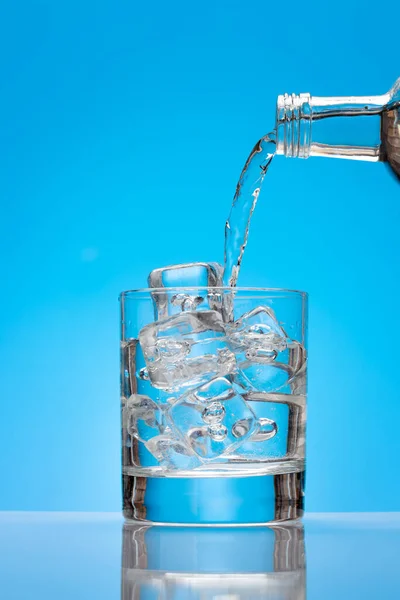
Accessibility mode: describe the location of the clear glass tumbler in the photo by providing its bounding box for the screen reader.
[120,287,307,525]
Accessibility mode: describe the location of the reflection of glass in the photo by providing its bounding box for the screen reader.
[121,523,306,600]
[121,288,307,524]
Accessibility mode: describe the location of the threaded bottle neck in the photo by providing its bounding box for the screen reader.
[275,91,390,162]
[276,93,312,158]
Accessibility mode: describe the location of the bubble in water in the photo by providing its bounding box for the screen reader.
[232,418,252,439]
[245,347,278,362]
[138,367,150,380]
[202,401,226,425]
[208,423,228,441]
[251,417,278,442]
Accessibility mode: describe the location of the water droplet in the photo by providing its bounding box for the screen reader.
[202,401,226,425]
[208,423,228,441]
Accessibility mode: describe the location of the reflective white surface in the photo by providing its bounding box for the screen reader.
[0,513,399,599]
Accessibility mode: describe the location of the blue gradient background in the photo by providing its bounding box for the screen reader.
[0,1,399,512]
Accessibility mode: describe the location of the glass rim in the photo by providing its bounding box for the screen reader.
[119,286,308,299]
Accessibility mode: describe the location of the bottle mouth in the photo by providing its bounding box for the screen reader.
[276,93,312,158]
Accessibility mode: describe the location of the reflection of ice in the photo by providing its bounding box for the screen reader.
[122,523,305,600]
[148,262,223,319]
[138,310,235,391]
[167,377,258,459]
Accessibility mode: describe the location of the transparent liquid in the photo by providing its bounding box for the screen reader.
[223,132,276,287]
[122,330,306,481]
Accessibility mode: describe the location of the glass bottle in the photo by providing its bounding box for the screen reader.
[275,78,400,179]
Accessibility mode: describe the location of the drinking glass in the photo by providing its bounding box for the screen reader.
[120,287,307,524]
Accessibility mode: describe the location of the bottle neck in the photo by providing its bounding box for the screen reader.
[276,92,391,161]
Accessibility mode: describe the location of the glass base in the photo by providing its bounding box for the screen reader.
[123,471,305,525]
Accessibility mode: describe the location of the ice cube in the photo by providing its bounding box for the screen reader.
[170,293,204,312]
[148,262,223,319]
[227,305,288,358]
[129,338,178,406]
[233,342,306,394]
[138,310,235,391]
[149,261,223,288]
[234,393,291,459]
[167,377,258,460]
[234,359,293,394]
[145,434,203,470]
[227,307,304,394]
[123,394,166,443]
